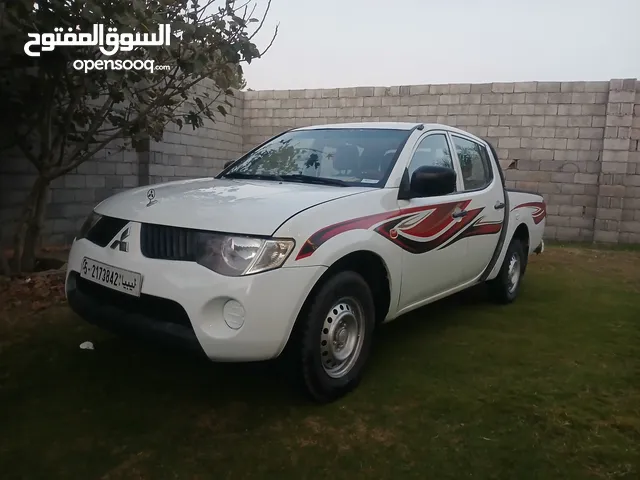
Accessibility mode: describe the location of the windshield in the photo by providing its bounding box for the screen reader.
[220,128,412,187]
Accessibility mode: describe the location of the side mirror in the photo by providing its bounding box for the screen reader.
[410,165,456,197]
[224,159,236,169]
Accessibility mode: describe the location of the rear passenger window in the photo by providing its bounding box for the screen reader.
[451,136,493,191]
[407,134,454,180]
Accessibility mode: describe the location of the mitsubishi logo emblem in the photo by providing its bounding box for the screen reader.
[110,227,130,252]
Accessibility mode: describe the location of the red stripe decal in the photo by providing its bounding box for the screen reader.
[296,200,504,260]
[511,201,546,225]
[466,222,504,236]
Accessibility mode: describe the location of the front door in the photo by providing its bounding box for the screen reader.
[396,131,472,311]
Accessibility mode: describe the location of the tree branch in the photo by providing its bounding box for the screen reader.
[51,127,125,178]
[52,82,83,169]
[259,23,279,57]
[248,0,271,41]
[65,96,116,165]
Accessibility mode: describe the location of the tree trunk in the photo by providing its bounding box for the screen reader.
[11,175,51,273]
[0,254,9,276]
[0,226,10,276]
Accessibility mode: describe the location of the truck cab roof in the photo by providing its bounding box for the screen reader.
[293,122,489,145]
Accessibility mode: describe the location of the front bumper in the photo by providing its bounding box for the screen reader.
[66,233,326,361]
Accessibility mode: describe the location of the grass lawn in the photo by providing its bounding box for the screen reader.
[1,246,639,479]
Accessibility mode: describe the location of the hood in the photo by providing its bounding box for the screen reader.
[94,177,372,235]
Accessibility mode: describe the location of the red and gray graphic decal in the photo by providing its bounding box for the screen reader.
[296,200,504,260]
[374,200,484,253]
[511,201,546,224]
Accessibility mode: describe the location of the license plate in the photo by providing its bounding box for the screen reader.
[80,257,142,297]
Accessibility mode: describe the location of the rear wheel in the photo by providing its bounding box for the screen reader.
[292,271,375,403]
[488,238,525,304]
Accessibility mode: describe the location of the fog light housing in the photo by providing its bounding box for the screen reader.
[223,299,245,329]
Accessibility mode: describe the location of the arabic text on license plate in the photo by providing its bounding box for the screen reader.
[80,257,142,297]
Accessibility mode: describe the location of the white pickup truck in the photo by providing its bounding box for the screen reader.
[66,122,546,402]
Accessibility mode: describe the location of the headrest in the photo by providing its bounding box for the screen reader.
[333,144,360,171]
[380,150,396,173]
[357,148,394,174]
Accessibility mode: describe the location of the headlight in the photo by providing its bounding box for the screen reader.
[195,233,295,276]
[77,211,102,239]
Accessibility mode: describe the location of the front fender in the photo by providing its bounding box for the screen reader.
[284,228,403,321]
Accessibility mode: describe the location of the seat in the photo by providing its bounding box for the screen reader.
[333,144,361,173]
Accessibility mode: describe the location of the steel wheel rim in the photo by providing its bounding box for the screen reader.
[507,253,521,294]
[320,297,365,379]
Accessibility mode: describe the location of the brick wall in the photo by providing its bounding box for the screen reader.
[242,80,640,244]
[619,80,640,243]
[594,79,640,243]
[148,83,244,183]
[1,78,639,248]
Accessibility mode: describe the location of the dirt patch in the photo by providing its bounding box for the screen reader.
[295,415,397,451]
[195,401,250,434]
[33,256,66,272]
[0,272,67,350]
[100,451,151,480]
[0,272,66,321]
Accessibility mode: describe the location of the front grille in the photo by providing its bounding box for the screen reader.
[86,216,129,247]
[74,273,192,328]
[140,223,198,261]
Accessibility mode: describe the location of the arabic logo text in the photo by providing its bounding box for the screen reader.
[24,24,171,58]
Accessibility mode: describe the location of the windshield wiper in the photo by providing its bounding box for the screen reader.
[279,174,348,187]
[223,172,284,182]
[224,171,349,187]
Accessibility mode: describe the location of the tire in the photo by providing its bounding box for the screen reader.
[292,270,376,403]
[488,238,525,304]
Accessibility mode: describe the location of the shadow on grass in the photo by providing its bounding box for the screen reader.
[2,282,493,418]
[114,284,487,390]
[76,283,491,413]
[378,283,490,338]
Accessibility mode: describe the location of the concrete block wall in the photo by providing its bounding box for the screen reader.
[1,78,639,248]
[592,79,640,243]
[149,84,244,183]
[617,80,640,243]
[242,80,639,244]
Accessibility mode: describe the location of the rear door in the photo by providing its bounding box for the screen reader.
[447,133,506,281]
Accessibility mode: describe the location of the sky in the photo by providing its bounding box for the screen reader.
[242,0,640,90]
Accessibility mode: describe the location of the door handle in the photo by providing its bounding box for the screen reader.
[452,210,468,219]
[494,201,505,210]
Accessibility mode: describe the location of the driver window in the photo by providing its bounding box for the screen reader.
[407,134,454,180]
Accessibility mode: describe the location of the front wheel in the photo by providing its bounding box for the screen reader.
[292,271,376,403]
[488,238,525,304]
